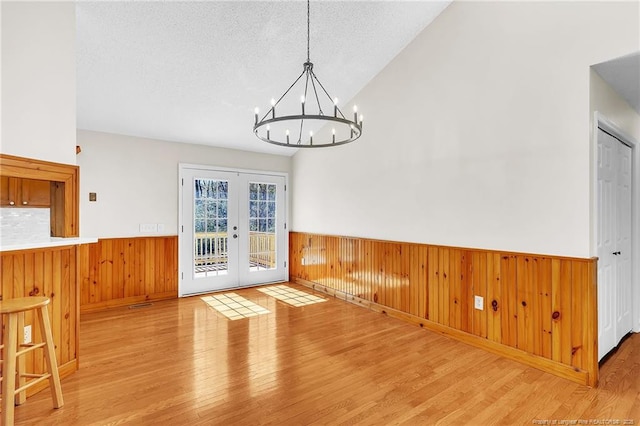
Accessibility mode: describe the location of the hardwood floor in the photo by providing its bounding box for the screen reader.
[15,283,640,425]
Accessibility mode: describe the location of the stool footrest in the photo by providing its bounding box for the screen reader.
[21,373,46,379]
[16,342,46,357]
[15,373,52,395]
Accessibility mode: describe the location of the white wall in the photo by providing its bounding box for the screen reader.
[77,130,291,238]
[1,2,76,165]
[291,1,639,258]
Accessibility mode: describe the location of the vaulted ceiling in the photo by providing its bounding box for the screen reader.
[76,1,451,156]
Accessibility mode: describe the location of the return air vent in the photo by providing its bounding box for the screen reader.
[128,303,153,309]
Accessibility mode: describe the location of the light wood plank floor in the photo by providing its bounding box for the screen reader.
[16,283,640,425]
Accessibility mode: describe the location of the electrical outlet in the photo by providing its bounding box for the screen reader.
[301,257,306,266]
[24,325,32,344]
[474,295,484,311]
[157,223,165,233]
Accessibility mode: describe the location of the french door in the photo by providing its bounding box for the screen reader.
[597,128,633,359]
[179,165,287,296]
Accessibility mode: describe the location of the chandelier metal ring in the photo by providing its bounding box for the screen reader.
[254,115,362,148]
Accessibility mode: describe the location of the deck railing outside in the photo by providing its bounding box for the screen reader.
[194,232,276,269]
[194,232,228,267]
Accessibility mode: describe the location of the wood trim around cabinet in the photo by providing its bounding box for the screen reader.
[0,154,79,237]
[289,232,599,387]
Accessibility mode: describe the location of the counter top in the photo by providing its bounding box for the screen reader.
[0,237,98,252]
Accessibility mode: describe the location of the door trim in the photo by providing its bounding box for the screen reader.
[178,163,289,297]
[592,112,639,334]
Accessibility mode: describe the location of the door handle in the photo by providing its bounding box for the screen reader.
[233,234,238,239]
[613,251,621,255]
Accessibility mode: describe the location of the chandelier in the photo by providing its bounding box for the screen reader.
[253,0,363,148]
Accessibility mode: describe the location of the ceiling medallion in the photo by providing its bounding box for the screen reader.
[253,0,362,148]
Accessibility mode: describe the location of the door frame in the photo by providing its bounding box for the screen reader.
[591,112,640,334]
[178,163,289,297]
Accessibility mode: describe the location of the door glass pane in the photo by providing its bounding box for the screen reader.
[194,178,229,277]
[248,182,277,271]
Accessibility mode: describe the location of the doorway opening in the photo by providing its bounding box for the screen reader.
[594,113,639,360]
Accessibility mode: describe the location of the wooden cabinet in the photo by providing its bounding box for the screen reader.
[1,154,79,237]
[21,178,51,206]
[0,176,50,207]
[0,176,16,206]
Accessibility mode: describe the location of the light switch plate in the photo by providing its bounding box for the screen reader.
[139,223,158,233]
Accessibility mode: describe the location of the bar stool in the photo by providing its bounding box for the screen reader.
[1,297,64,425]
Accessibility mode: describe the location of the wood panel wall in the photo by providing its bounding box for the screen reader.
[0,244,80,396]
[289,232,598,387]
[79,237,178,313]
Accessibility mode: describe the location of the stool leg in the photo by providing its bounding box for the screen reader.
[15,312,26,405]
[37,305,64,408]
[2,313,18,426]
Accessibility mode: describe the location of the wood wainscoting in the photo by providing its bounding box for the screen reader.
[289,232,598,387]
[78,236,178,313]
[0,244,81,397]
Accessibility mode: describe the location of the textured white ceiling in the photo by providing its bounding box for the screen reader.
[593,52,640,115]
[76,1,451,156]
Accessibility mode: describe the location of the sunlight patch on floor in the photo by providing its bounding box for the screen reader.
[201,293,270,320]
[257,285,327,307]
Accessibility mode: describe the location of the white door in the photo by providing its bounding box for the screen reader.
[615,139,633,341]
[597,128,633,359]
[179,166,287,296]
[597,128,616,359]
[238,173,288,286]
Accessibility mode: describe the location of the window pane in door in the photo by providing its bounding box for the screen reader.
[194,178,229,277]
[248,182,277,271]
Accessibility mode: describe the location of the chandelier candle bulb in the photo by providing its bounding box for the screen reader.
[310,130,313,145]
[333,97,338,116]
[301,95,305,115]
[359,115,363,127]
[353,105,358,123]
[266,124,270,139]
[271,98,276,118]
[254,107,259,125]
[332,128,336,143]
[286,129,290,144]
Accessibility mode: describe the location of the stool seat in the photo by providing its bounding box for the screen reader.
[0,296,50,314]
[1,296,63,425]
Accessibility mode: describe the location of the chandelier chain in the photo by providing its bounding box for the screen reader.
[307,0,310,62]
